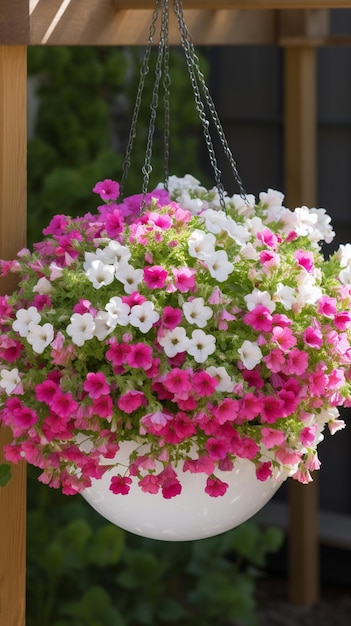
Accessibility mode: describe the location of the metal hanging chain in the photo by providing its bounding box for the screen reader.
[142,0,170,198]
[119,0,161,199]
[162,2,171,191]
[173,0,247,201]
[173,0,225,207]
[120,0,246,204]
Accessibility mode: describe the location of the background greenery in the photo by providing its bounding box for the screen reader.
[26,45,282,626]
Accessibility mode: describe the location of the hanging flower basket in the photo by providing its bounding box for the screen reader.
[0,174,350,539]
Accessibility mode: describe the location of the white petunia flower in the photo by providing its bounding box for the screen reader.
[296,274,323,306]
[201,209,227,234]
[85,259,115,289]
[205,366,233,392]
[244,288,276,313]
[187,329,216,364]
[274,283,295,310]
[158,327,189,357]
[335,243,351,268]
[129,301,160,333]
[26,322,54,354]
[231,193,256,217]
[83,248,107,271]
[101,241,131,266]
[188,229,216,260]
[238,340,263,370]
[12,306,41,337]
[293,206,318,239]
[339,264,351,285]
[105,296,130,328]
[225,220,251,245]
[33,277,53,294]
[0,368,21,394]
[182,297,213,328]
[94,312,114,341]
[259,189,286,225]
[205,250,234,282]
[66,313,95,346]
[116,263,143,294]
[240,243,260,261]
[310,208,335,244]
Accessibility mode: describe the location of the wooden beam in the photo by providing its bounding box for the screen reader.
[114,0,351,8]
[0,0,29,44]
[0,45,27,626]
[284,44,319,605]
[29,1,275,46]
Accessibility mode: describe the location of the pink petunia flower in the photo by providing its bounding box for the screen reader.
[205,476,229,497]
[143,265,168,289]
[172,267,196,292]
[109,475,132,495]
[117,390,147,413]
[243,305,273,333]
[83,372,110,399]
[93,179,120,201]
[256,461,273,481]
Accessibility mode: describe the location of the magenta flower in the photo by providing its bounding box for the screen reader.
[243,305,273,333]
[83,372,110,399]
[93,179,120,201]
[163,368,192,399]
[212,398,239,425]
[205,476,229,497]
[13,405,38,429]
[256,461,273,481]
[284,348,309,376]
[294,249,314,272]
[183,456,215,475]
[117,390,147,413]
[143,265,168,289]
[192,371,218,397]
[125,342,153,369]
[317,295,337,317]
[161,306,183,330]
[138,474,160,494]
[303,325,323,349]
[90,395,113,419]
[105,207,124,238]
[260,395,283,424]
[109,475,132,495]
[50,392,79,420]
[35,380,59,404]
[158,467,182,499]
[172,267,196,292]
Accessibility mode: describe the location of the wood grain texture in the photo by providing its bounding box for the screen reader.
[0,45,27,626]
[284,45,319,606]
[29,1,275,46]
[0,0,29,44]
[113,0,351,8]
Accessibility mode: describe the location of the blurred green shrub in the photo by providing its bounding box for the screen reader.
[27,467,282,626]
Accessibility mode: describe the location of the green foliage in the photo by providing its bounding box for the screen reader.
[27,467,282,626]
[0,463,11,486]
[27,46,206,245]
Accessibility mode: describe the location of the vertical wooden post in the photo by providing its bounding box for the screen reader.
[0,45,27,626]
[284,45,319,605]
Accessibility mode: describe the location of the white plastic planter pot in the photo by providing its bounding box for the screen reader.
[82,441,281,541]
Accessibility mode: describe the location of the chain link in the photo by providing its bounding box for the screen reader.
[120,0,247,206]
[141,0,170,199]
[173,0,247,202]
[119,0,161,199]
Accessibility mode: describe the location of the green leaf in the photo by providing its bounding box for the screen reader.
[87,525,125,567]
[0,463,12,487]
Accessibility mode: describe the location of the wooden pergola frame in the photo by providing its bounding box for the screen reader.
[1,2,351,624]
